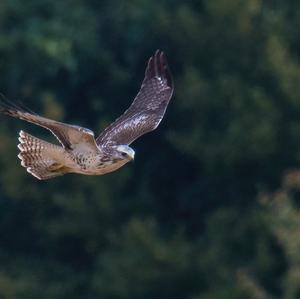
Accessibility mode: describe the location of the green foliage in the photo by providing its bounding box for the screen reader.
[0,0,299,298]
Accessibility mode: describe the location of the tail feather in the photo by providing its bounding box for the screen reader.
[18,130,68,180]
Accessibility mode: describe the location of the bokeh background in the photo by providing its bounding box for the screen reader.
[0,0,300,298]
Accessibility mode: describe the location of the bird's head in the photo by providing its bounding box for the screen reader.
[113,145,135,161]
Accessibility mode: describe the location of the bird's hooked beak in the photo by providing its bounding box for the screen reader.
[127,151,135,161]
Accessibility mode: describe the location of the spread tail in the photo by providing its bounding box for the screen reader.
[18,130,69,180]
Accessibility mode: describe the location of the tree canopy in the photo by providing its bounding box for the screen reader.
[0,0,300,298]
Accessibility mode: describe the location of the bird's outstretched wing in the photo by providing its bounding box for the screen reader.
[0,101,97,151]
[96,50,174,147]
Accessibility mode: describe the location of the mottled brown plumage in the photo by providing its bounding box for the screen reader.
[0,50,174,179]
[96,50,173,146]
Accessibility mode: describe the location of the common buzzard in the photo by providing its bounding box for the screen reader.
[0,50,174,179]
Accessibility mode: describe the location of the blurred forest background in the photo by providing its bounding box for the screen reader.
[0,0,300,298]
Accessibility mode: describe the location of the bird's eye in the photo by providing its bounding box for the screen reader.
[121,152,127,157]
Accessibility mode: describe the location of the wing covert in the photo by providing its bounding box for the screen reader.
[96,50,174,146]
[0,102,98,151]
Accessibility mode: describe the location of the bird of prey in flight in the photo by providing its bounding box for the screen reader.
[0,50,173,180]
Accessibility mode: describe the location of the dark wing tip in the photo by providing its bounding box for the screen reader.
[144,49,173,90]
[159,51,174,91]
[0,94,38,117]
[0,94,18,116]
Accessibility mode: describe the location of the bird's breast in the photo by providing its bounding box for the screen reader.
[72,152,128,175]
